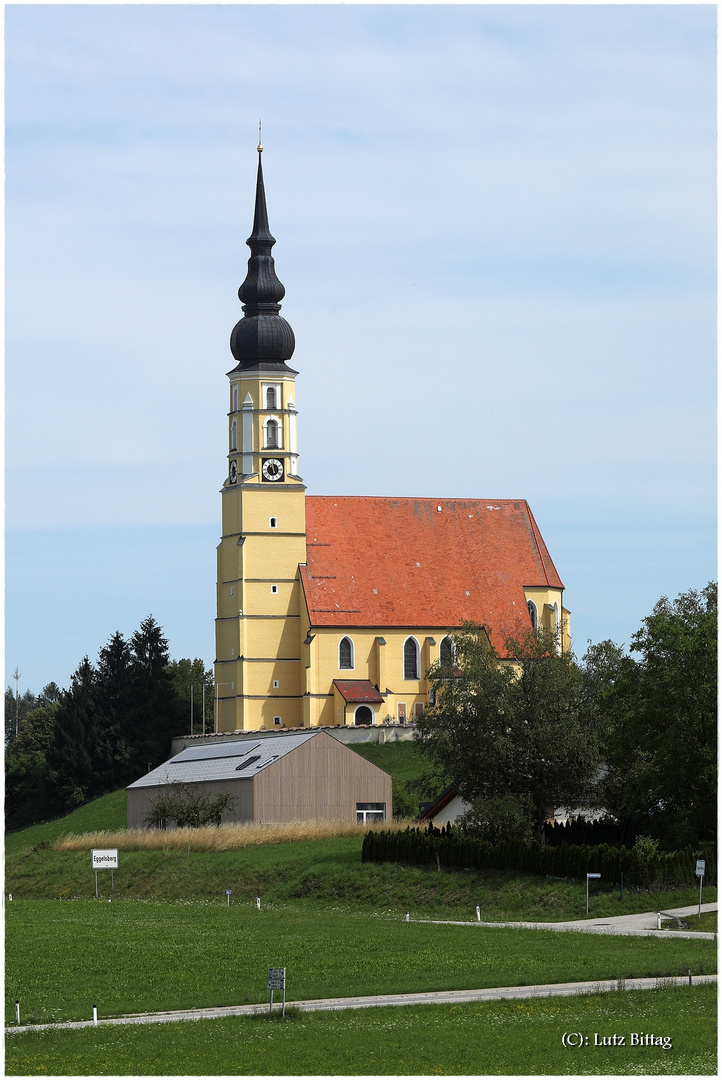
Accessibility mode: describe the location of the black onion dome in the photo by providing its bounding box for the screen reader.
[230,151,296,369]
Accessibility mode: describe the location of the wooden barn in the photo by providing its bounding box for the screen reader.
[126,729,391,828]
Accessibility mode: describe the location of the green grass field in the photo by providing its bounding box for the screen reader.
[6,899,716,1026]
[5,786,717,1074]
[5,986,717,1075]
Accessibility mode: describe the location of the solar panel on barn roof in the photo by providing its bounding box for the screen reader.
[170,742,261,764]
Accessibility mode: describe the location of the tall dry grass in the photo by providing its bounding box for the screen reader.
[55,817,415,853]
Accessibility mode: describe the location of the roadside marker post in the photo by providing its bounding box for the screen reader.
[257,896,261,910]
[586,873,601,915]
[476,905,480,922]
[93,1006,98,1026]
[696,860,705,918]
[15,1001,20,1025]
[225,890,232,907]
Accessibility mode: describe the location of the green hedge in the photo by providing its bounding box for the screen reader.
[362,825,716,889]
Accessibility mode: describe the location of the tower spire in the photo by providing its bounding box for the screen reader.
[230,144,295,370]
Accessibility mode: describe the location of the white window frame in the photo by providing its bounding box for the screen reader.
[263,415,282,450]
[338,636,355,670]
[403,636,420,680]
[439,635,455,665]
[527,600,538,631]
[353,704,375,726]
[230,418,237,451]
[262,382,282,411]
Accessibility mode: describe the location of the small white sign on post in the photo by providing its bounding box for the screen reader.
[586,872,601,914]
[91,849,118,898]
[91,849,119,870]
[696,860,705,918]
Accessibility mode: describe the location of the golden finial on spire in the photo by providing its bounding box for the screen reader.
[257,119,263,153]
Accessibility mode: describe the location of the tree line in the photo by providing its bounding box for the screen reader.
[5,616,214,830]
[416,583,717,851]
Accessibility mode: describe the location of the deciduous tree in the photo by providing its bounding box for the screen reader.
[416,624,602,842]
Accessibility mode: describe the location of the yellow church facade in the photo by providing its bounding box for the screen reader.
[215,149,569,733]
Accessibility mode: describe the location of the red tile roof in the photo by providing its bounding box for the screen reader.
[332,680,385,703]
[301,497,563,652]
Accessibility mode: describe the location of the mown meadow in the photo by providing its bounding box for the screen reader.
[5,986,717,1076]
[6,898,716,1026]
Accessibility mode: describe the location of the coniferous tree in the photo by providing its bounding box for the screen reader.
[47,657,102,812]
[125,616,186,776]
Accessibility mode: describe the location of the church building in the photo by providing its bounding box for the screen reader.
[214,146,570,733]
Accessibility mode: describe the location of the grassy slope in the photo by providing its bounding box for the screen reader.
[5,986,717,1076]
[5,790,127,853]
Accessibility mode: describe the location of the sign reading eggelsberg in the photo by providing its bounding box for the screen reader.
[91,849,119,870]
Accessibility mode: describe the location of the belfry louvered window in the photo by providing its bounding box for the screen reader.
[404,638,419,680]
[266,419,278,449]
[339,637,353,669]
[266,386,277,409]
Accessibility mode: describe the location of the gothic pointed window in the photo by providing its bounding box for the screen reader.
[266,419,278,449]
[404,637,419,680]
[266,386,277,409]
[339,636,354,669]
[527,600,538,631]
[440,636,454,668]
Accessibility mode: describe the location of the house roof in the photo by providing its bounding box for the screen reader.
[301,497,563,651]
[418,784,462,821]
[127,730,319,789]
[333,679,385,703]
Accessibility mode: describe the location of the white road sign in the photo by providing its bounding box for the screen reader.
[696,860,705,877]
[91,849,118,870]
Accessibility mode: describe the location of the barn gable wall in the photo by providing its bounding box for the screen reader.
[253,730,391,822]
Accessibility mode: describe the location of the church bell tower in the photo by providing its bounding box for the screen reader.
[214,143,307,732]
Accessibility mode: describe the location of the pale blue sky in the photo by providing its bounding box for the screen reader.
[5,4,717,692]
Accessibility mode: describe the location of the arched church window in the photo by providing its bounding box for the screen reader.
[266,419,278,449]
[231,419,237,451]
[527,600,538,631]
[403,638,419,680]
[339,636,354,669]
[266,386,277,409]
[440,636,454,668]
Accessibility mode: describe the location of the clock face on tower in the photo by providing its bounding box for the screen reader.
[262,458,284,482]
[229,460,238,484]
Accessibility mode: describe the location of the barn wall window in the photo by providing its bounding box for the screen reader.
[339,636,354,670]
[403,637,419,680]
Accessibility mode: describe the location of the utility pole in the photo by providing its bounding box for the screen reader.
[13,668,20,739]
